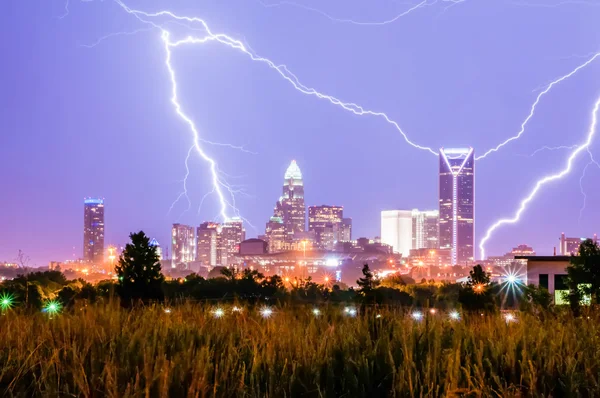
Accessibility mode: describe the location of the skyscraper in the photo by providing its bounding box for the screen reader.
[265,216,286,253]
[220,218,245,266]
[341,217,352,242]
[308,205,343,250]
[83,198,105,264]
[439,148,475,265]
[380,210,413,256]
[171,223,195,267]
[280,160,306,240]
[412,209,439,250]
[196,222,221,266]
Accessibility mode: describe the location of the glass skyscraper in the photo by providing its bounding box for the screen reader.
[439,148,475,265]
[83,198,105,264]
[280,160,305,240]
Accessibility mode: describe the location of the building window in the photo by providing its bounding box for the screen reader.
[554,274,568,291]
[539,274,548,290]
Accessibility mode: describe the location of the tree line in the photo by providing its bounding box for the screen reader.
[1,231,599,313]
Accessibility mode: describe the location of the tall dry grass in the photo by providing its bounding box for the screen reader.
[0,303,598,397]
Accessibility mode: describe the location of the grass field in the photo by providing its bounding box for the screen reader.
[0,303,598,397]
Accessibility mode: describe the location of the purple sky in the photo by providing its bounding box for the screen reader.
[2,0,600,266]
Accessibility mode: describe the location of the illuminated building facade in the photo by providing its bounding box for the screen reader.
[221,218,245,266]
[280,160,306,240]
[380,210,413,256]
[83,198,105,264]
[341,218,352,242]
[560,233,598,255]
[196,222,221,266]
[171,223,195,266]
[265,216,286,253]
[308,205,344,250]
[149,238,162,260]
[439,148,475,265]
[411,209,439,250]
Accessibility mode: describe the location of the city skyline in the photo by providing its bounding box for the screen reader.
[3,1,600,266]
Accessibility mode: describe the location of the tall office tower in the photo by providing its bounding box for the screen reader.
[308,205,344,250]
[341,218,352,242]
[149,238,163,260]
[220,218,245,266]
[412,209,439,250]
[439,148,475,265]
[196,222,222,266]
[281,160,306,240]
[83,198,105,264]
[381,210,413,256]
[265,216,287,253]
[171,223,195,266]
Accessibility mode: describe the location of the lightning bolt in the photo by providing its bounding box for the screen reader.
[58,0,69,19]
[479,93,600,260]
[525,145,579,156]
[109,0,437,222]
[259,0,466,26]
[476,52,600,161]
[116,1,436,154]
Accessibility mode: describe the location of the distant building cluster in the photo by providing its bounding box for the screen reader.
[381,148,474,266]
[57,151,598,286]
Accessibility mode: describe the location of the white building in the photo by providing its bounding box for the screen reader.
[381,210,413,256]
[518,255,570,304]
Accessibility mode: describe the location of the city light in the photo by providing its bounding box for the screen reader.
[312,308,321,316]
[429,308,437,315]
[449,310,460,320]
[260,307,274,318]
[231,306,243,313]
[0,293,15,311]
[474,284,485,294]
[344,306,357,317]
[376,314,382,319]
[43,300,62,316]
[504,313,517,323]
[411,311,423,321]
[212,307,225,318]
[164,308,172,314]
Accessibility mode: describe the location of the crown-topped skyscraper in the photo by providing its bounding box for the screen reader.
[439,148,475,265]
[279,160,306,240]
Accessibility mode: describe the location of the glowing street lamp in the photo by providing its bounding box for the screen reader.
[312,308,321,316]
[260,307,273,318]
[0,293,14,311]
[212,307,225,318]
[43,300,62,316]
[449,310,460,320]
[411,311,423,321]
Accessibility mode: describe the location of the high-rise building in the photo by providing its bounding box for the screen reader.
[265,216,286,253]
[280,160,306,240]
[439,148,475,265]
[412,209,439,250]
[308,205,344,250]
[220,218,245,266]
[149,238,163,260]
[381,210,413,256]
[341,218,352,242]
[196,222,221,266]
[171,223,195,266]
[559,233,598,255]
[83,198,105,264]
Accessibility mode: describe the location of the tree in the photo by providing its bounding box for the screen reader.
[356,264,380,305]
[458,264,496,313]
[357,264,379,292]
[565,239,600,312]
[115,231,164,305]
[467,264,491,287]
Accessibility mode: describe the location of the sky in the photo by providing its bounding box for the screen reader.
[2,0,600,266]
